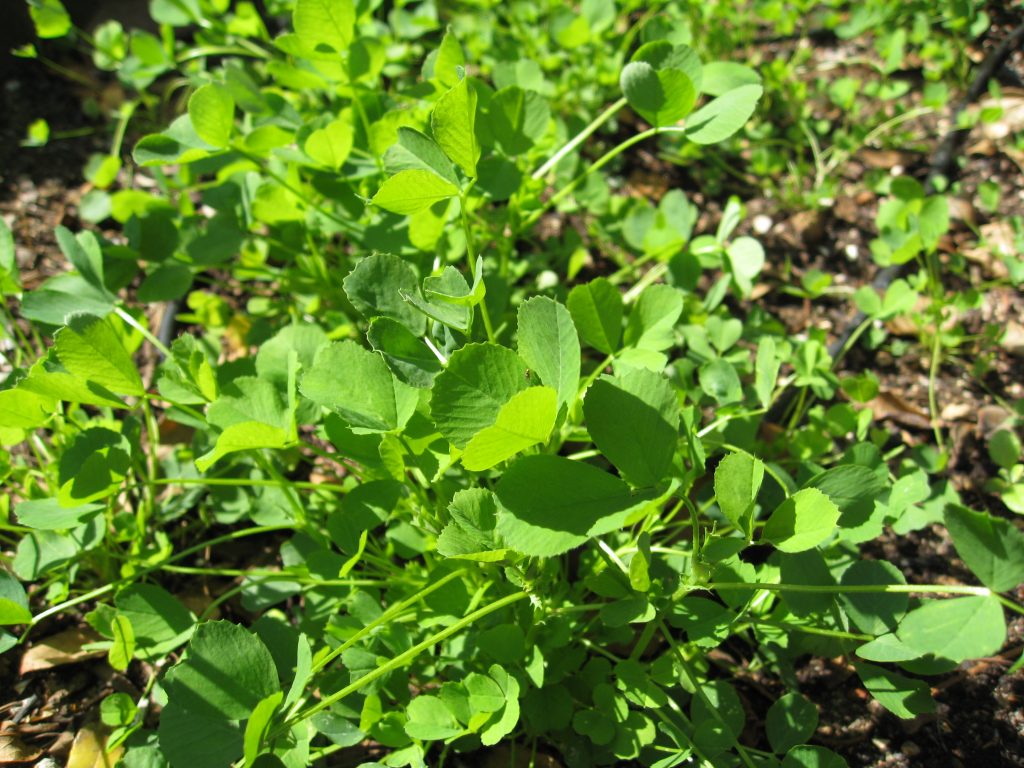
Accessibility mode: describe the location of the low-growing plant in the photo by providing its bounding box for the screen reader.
[3,2,1024,768]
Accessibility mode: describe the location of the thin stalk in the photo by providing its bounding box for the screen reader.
[114,306,172,360]
[531,97,627,179]
[287,590,529,725]
[307,568,468,678]
[658,620,758,768]
[523,126,686,231]
[24,524,294,635]
[739,618,872,642]
[175,46,272,65]
[236,149,359,234]
[155,476,347,494]
[928,327,946,453]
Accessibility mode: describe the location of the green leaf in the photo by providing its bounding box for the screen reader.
[685,85,763,144]
[384,127,458,186]
[243,692,283,765]
[430,343,531,448]
[988,429,1021,469]
[54,226,106,293]
[465,673,504,713]
[624,284,683,352]
[894,595,1005,663]
[304,118,354,170]
[196,422,291,472]
[0,570,31,626]
[437,488,511,562]
[726,236,764,296]
[109,614,135,672]
[778,551,836,616]
[714,452,764,536]
[14,499,101,530]
[405,695,461,741]
[838,560,908,635]
[620,61,696,127]
[431,77,479,177]
[115,584,195,660]
[700,62,762,96]
[0,387,56,429]
[766,693,818,754]
[430,27,465,87]
[488,86,550,155]
[344,253,426,335]
[256,324,328,390]
[463,386,558,471]
[54,314,144,396]
[583,368,680,488]
[698,359,742,404]
[293,0,355,53]
[301,341,418,433]
[781,745,847,768]
[188,84,234,149]
[372,170,459,215]
[567,277,622,354]
[100,693,136,727]
[368,317,442,388]
[763,488,840,553]
[29,0,71,38]
[516,297,581,410]
[149,0,201,25]
[164,620,279,720]
[944,504,1024,591]
[854,662,935,720]
[495,455,642,557]
[158,703,243,768]
[480,665,520,746]
[57,427,131,506]
[0,218,19,293]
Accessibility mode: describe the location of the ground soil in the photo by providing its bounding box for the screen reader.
[3,6,1024,768]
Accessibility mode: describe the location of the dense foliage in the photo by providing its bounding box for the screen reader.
[2,1,1023,767]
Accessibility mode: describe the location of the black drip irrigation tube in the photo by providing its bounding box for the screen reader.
[764,20,1024,428]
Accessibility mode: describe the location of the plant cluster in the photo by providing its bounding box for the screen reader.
[2,1,1023,768]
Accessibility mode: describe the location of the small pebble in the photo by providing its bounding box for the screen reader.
[901,741,921,758]
[536,270,559,290]
[752,214,773,234]
[844,243,859,260]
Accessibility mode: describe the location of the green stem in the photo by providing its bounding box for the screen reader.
[305,568,468,682]
[531,96,628,179]
[24,525,294,635]
[658,620,758,768]
[114,306,173,360]
[523,125,684,231]
[928,327,946,454]
[288,590,529,725]
[236,149,358,234]
[155,476,347,494]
